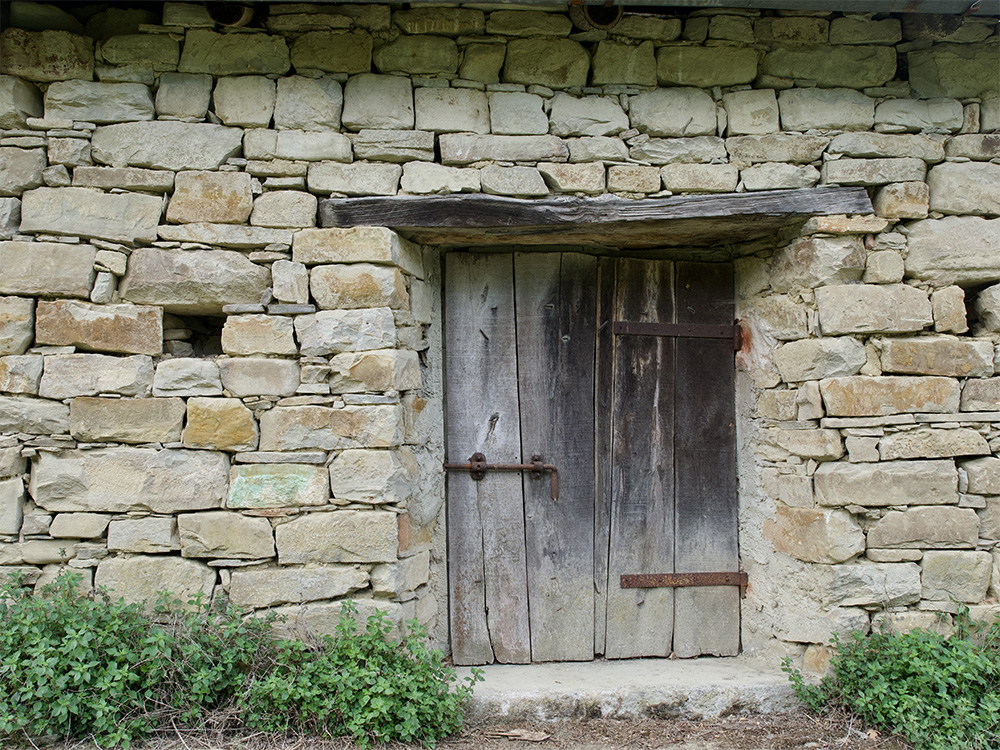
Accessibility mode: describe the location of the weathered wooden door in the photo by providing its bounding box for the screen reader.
[445,252,738,664]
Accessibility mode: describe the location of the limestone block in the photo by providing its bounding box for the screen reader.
[537,162,605,195]
[152,358,222,397]
[820,376,960,416]
[0,148,45,197]
[927,162,1000,216]
[374,35,457,75]
[329,349,420,393]
[22,186,160,245]
[273,76,343,131]
[92,121,243,170]
[49,512,110,539]
[211,76,275,127]
[155,72,212,119]
[30,448,227,513]
[983,97,1000,133]
[608,165,660,193]
[947,134,1000,161]
[868,506,979,549]
[262,599,403,641]
[826,563,921,607]
[873,182,928,220]
[250,191,316,229]
[72,166,174,193]
[874,98,964,133]
[307,162,401,196]
[0,394,68,434]
[822,158,926,186]
[549,94,628,138]
[46,138,89,169]
[290,30,372,75]
[352,130,434,163]
[0,242,94,300]
[773,429,844,460]
[393,7,483,36]
[95,556,214,610]
[0,355,42,394]
[908,42,1000,100]
[439,134,568,164]
[178,29,289,75]
[829,17,901,45]
[480,165,547,197]
[69,396,184,443]
[221,315,296,357]
[759,45,896,88]
[34,300,162,356]
[311,264,408,311]
[0,477,24,535]
[769,236,865,292]
[341,74,412,131]
[773,604,870,645]
[928,286,967,335]
[229,565,366,609]
[414,88,488,135]
[612,15,680,41]
[816,284,931,335]
[659,164,738,193]
[827,133,944,162]
[294,309,396,356]
[632,136,727,165]
[979,496,1000,539]
[487,10,571,36]
[568,136,628,163]
[177,511,274,559]
[271,259,309,305]
[276,510,397,564]
[401,162,481,194]
[502,38,589,89]
[108,517,179,553]
[629,88,716,137]
[741,163,819,191]
[44,81,152,124]
[0,296,34,356]
[294,227,421,277]
[259,404,404,451]
[0,29,93,82]
[218,358,300,398]
[459,43,505,84]
[872,611,952,636]
[588,40,653,86]
[975,284,1000,332]
[726,134,829,165]
[182,398,258,452]
[905,217,1000,285]
[166,171,252,225]
[742,296,808,341]
[921,550,992,603]
[39,354,152,400]
[774,337,866,383]
[271,130,352,163]
[98,32,178,69]
[755,16,828,44]
[0,445,26,478]
[655,45,757,88]
[723,89,778,136]
[0,198,21,239]
[488,92,548,136]
[776,88,875,133]
[964,380,1000,414]
[372,550,431,595]
[120,248,270,315]
[880,336,992,378]
[879,428,988,461]
[328,448,416,505]
[0,75,42,128]
[228,464,329,508]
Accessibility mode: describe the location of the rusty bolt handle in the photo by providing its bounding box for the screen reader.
[443,452,559,501]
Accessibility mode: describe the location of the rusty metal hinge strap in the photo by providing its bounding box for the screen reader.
[613,321,743,350]
[444,452,559,501]
[621,571,748,599]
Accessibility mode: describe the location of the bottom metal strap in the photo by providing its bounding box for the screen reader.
[620,571,748,599]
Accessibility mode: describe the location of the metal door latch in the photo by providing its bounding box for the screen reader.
[444,452,559,501]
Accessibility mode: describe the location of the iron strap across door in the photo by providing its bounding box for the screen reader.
[613,321,743,350]
[443,452,560,501]
[621,572,749,599]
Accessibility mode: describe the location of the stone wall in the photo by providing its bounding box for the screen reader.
[0,1,998,662]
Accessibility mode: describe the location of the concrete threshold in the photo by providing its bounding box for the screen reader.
[457,657,799,723]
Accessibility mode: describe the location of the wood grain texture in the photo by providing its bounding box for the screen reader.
[593,257,615,657]
[604,258,676,659]
[672,262,740,658]
[514,252,598,662]
[444,253,530,665]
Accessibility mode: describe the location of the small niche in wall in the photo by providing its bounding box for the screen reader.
[162,313,224,357]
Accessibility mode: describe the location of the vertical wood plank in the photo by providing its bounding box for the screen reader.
[604,258,676,659]
[515,252,597,662]
[672,261,739,658]
[593,257,615,656]
[444,252,530,665]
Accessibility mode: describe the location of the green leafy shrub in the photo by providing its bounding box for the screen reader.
[783,612,1000,750]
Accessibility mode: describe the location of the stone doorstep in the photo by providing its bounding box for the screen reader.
[457,657,795,723]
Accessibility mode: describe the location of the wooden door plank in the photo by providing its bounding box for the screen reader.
[672,262,740,658]
[604,259,676,659]
[515,252,598,662]
[444,253,530,665]
[593,257,615,656]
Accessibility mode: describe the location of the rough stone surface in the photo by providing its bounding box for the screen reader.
[178,29,290,76]
[311,263,408,310]
[329,349,420,393]
[341,74,413,131]
[48,512,110,539]
[822,158,926,186]
[177,511,275,559]
[259,404,403,451]
[276,510,397,564]
[773,429,844,461]
[1,29,94,82]
[480,165,548,197]
[726,134,829,165]
[770,236,865,292]
[294,309,396,356]
[92,121,244,171]
[815,284,931,335]
[352,130,435,163]
[760,45,896,89]
[293,226,421,276]
[228,464,329,508]
[328,448,416,505]
[868,507,980,549]
[155,72,212,119]
[962,456,1000,495]
[290,31,373,75]
[439,134,568,165]
[629,88,717,137]
[830,17,901,45]
[0,296,34,355]
[820,376,960,416]
[880,337,992,377]
[0,75,43,128]
[946,134,1000,161]
[35,300,162,355]
[44,80,153,123]
[873,181,929,220]
[0,147,45,197]
[502,38,589,89]
[218,358,300,398]
[69,396,185,444]
[72,166,174,193]
[591,40,656,87]
[826,563,921,608]
[608,165,660,193]
[38,354,153,399]
[263,599,403,641]
[0,478,24,535]
[962,378,1000,412]
[211,76,276,128]
[827,133,944,161]
[921,550,993,602]
[221,315,296,356]
[250,191,317,228]
[879,428,989,461]
[167,171,252,225]
[656,46,758,88]
[30,449,228,513]
[401,162,481,194]
[765,505,864,564]
[0,355,42,395]
[183,398,258,452]
[152,359,222,397]
[229,566,367,608]
[568,136,629,163]
[537,162,605,195]
[927,162,1000,216]
[120,248,271,315]
[20,187,161,245]
[908,42,1000,100]
[108,517,179,553]
[874,98,965,133]
[741,163,820,191]
[777,88,875,132]
[905,217,1000,285]
[374,35,458,75]
[633,136,727,165]
[274,76,343,131]
[815,459,957,507]
[308,162,401,196]
[660,164,738,193]
[774,337,866,383]
[414,87,489,134]
[95,556,214,610]
[549,94,628,138]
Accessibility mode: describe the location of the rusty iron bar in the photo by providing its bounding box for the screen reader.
[613,320,743,350]
[443,452,559,501]
[620,571,749,599]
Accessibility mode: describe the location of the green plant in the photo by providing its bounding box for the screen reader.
[783,611,1000,750]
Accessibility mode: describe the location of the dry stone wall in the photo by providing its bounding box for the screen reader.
[0,1,998,661]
